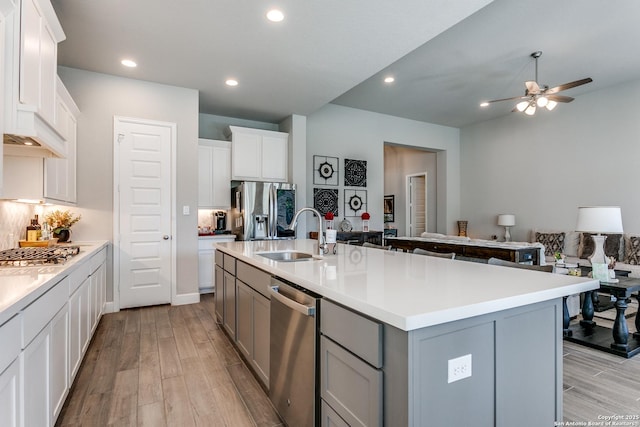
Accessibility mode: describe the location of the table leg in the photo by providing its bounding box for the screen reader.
[580,290,596,328]
[563,296,572,337]
[633,294,640,340]
[611,297,629,350]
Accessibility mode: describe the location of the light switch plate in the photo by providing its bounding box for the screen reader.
[448,354,472,383]
[183,205,190,215]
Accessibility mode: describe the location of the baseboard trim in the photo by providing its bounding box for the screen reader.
[173,292,200,306]
[103,301,117,313]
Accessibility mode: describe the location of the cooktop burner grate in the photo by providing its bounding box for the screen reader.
[0,246,80,266]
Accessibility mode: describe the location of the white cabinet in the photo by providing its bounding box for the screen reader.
[68,274,90,381]
[0,358,21,427]
[44,78,79,204]
[2,0,67,157]
[50,302,69,422]
[0,314,22,427]
[227,126,288,182]
[22,323,50,427]
[198,139,231,209]
[198,236,235,294]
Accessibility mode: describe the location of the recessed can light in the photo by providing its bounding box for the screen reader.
[384,76,395,83]
[266,9,284,22]
[225,79,239,87]
[121,59,137,68]
[480,102,489,107]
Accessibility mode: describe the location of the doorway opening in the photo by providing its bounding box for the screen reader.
[383,144,437,237]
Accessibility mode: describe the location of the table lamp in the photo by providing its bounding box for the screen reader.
[497,214,516,242]
[575,206,623,283]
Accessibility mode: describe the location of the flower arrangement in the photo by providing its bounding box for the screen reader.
[361,212,370,220]
[44,210,81,233]
[324,212,334,220]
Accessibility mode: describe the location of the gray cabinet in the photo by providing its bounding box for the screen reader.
[320,300,383,427]
[321,400,349,427]
[214,252,271,389]
[214,265,224,323]
[235,260,271,388]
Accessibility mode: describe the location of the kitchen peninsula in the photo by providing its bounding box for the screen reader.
[215,239,598,427]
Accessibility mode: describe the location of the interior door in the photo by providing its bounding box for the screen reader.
[115,117,174,309]
[408,174,427,237]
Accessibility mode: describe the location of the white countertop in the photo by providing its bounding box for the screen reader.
[0,241,109,326]
[198,234,236,240]
[216,239,599,331]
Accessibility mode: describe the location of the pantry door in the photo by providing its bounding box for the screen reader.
[114,117,175,309]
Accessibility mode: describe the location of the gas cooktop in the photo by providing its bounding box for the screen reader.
[0,246,81,267]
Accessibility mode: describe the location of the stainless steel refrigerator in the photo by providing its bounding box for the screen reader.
[230,181,297,240]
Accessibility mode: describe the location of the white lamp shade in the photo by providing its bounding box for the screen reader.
[575,206,623,233]
[497,214,516,227]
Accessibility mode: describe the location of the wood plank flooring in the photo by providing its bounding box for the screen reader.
[56,294,640,426]
[55,294,283,427]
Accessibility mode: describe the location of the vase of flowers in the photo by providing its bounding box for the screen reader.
[44,210,81,243]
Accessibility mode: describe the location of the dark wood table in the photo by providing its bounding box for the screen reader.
[386,237,540,265]
[565,276,640,358]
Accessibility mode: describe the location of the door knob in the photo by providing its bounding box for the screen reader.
[163,235,170,240]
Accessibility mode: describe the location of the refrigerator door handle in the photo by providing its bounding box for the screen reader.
[269,185,277,239]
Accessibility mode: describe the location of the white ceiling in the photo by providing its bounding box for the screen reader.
[51,0,640,129]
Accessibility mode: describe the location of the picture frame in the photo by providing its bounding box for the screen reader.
[384,195,395,223]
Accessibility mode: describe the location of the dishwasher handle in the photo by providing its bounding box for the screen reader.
[269,286,316,317]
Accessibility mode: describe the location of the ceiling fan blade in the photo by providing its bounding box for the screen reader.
[525,81,540,94]
[546,94,574,103]
[546,77,593,94]
[484,95,528,104]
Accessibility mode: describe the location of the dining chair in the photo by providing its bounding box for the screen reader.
[412,248,456,259]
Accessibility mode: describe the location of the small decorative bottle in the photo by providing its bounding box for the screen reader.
[324,212,334,230]
[361,212,370,232]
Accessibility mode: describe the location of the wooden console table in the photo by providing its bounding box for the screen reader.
[565,276,640,358]
[309,231,383,246]
[386,237,540,265]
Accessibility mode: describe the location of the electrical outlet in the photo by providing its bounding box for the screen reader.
[448,354,472,383]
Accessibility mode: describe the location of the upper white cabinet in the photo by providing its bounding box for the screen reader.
[226,126,288,182]
[44,78,79,204]
[198,139,231,209]
[2,0,67,158]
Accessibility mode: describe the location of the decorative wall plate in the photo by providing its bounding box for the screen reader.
[339,219,353,232]
[344,159,367,187]
[313,155,339,186]
[313,188,339,216]
[344,189,367,217]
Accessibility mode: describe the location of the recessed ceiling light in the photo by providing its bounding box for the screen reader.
[384,76,395,84]
[121,59,137,68]
[266,9,284,22]
[480,102,489,107]
[225,79,239,87]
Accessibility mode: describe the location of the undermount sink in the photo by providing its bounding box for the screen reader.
[258,251,317,262]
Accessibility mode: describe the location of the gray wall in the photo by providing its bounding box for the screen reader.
[307,104,460,234]
[384,145,438,236]
[460,78,640,244]
[58,66,199,302]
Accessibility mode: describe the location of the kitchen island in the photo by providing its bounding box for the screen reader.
[215,239,598,427]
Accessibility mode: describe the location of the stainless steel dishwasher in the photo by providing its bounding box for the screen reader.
[269,277,321,427]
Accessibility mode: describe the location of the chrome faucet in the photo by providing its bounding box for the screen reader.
[288,207,328,256]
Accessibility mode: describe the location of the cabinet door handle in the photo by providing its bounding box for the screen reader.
[163,235,170,240]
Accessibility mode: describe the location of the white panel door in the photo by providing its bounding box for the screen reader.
[116,118,173,308]
[407,174,427,237]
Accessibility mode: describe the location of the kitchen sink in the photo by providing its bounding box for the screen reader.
[258,251,317,262]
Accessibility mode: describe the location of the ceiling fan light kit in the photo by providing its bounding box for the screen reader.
[482,51,592,116]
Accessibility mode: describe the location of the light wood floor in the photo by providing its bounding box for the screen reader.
[56,295,640,426]
[55,294,283,427]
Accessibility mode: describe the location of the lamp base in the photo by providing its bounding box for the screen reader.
[504,226,511,242]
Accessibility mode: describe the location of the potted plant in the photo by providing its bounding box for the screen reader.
[44,210,81,243]
[361,212,370,232]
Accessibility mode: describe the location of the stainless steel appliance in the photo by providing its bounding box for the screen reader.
[269,278,321,427]
[215,211,226,231]
[231,181,296,240]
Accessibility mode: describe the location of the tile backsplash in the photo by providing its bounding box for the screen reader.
[0,201,36,250]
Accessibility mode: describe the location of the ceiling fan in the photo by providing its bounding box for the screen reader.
[481,51,593,115]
